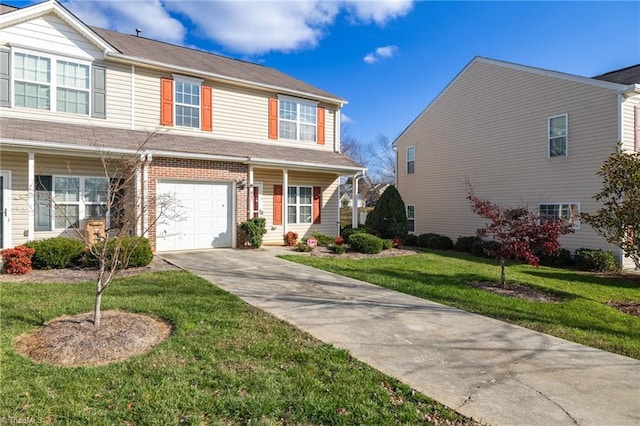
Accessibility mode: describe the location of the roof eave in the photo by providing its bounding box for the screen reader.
[247,157,365,174]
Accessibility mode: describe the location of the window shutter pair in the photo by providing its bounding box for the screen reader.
[272,185,321,225]
[267,98,325,145]
[160,77,212,131]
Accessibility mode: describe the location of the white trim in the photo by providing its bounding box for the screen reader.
[406,145,416,174]
[286,185,313,225]
[406,204,416,234]
[171,74,203,85]
[548,113,569,158]
[131,65,136,129]
[539,202,581,230]
[0,170,12,249]
[276,95,319,142]
[282,169,288,234]
[27,152,34,240]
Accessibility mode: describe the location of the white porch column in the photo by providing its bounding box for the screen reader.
[248,165,254,218]
[135,156,142,236]
[142,153,151,232]
[27,152,35,239]
[352,173,359,228]
[282,168,288,235]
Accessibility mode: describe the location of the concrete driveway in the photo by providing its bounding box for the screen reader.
[161,248,640,426]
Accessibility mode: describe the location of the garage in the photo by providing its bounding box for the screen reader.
[156,180,233,251]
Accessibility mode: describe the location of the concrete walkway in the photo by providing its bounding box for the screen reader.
[161,248,640,426]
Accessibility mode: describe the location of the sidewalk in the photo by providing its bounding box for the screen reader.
[161,248,640,426]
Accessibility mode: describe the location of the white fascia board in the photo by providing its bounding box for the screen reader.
[248,158,366,174]
[106,52,347,106]
[0,1,115,56]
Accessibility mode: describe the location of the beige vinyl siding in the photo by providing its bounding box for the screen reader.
[254,169,340,244]
[104,62,133,128]
[213,83,268,141]
[0,15,102,59]
[621,94,640,152]
[396,60,625,261]
[133,68,163,130]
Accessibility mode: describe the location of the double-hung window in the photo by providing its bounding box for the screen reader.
[35,175,108,231]
[539,203,580,229]
[548,114,568,157]
[174,77,200,128]
[407,146,415,175]
[407,205,415,233]
[279,98,317,142]
[11,51,99,116]
[287,186,313,224]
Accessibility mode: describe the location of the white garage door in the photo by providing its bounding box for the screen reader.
[156,180,233,251]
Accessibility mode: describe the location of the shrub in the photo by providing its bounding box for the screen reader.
[364,186,408,239]
[283,231,298,247]
[382,239,394,250]
[341,226,368,240]
[537,248,572,268]
[404,234,418,246]
[334,236,345,246]
[471,240,501,258]
[348,233,383,254]
[455,236,482,253]
[239,217,267,248]
[25,237,85,269]
[296,240,313,252]
[328,244,346,254]
[392,237,401,248]
[88,237,153,269]
[417,233,454,250]
[0,246,35,275]
[575,248,619,272]
[311,231,335,247]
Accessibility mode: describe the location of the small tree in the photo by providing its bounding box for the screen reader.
[365,185,408,239]
[468,191,573,286]
[581,145,640,269]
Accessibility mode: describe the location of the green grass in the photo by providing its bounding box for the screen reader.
[1,271,471,425]
[283,250,640,360]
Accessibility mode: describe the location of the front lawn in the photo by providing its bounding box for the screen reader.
[283,250,640,360]
[1,271,472,425]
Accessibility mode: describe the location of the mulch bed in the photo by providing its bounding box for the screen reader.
[607,301,640,317]
[14,310,172,367]
[468,281,564,303]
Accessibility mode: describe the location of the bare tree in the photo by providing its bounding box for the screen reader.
[366,134,396,185]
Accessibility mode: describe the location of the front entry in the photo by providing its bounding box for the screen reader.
[252,182,264,219]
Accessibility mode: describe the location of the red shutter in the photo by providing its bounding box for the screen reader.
[313,186,321,224]
[635,105,640,152]
[317,107,325,145]
[201,85,212,131]
[273,184,283,225]
[160,77,173,126]
[268,98,278,139]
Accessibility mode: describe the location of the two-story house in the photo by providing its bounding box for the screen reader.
[394,57,639,269]
[0,1,364,252]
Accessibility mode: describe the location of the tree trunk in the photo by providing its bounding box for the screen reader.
[94,289,102,327]
[500,258,506,287]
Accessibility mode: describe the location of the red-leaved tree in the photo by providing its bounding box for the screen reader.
[468,191,573,286]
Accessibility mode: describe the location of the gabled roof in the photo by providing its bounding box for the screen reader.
[0,118,364,173]
[593,64,640,85]
[0,1,344,104]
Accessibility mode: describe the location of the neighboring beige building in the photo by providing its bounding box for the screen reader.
[394,57,640,269]
[0,1,364,252]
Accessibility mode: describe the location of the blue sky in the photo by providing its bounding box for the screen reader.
[5,1,640,147]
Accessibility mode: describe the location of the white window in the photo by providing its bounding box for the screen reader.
[174,77,200,128]
[287,186,313,224]
[407,146,415,174]
[279,97,317,141]
[13,51,92,115]
[14,53,51,110]
[540,203,580,229]
[548,114,568,157]
[46,176,107,230]
[407,205,415,233]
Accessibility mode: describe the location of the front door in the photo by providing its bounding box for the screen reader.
[252,182,264,218]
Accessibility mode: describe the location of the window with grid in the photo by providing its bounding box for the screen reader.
[287,186,313,224]
[14,52,51,110]
[539,203,580,229]
[407,205,415,233]
[175,79,200,128]
[279,98,316,141]
[56,61,90,114]
[548,114,568,157]
[407,146,415,174]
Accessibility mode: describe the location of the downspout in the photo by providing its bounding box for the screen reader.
[617,93,625,267]
[352,171,365,228]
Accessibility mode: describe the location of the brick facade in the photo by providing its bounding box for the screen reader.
[147,157,249,251]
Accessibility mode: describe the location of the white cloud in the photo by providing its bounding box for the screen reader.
[64,0,186,44]
[363,45,398,64]
[341,112,354,123]
[345,0,414,25]
[62,1,414,55]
